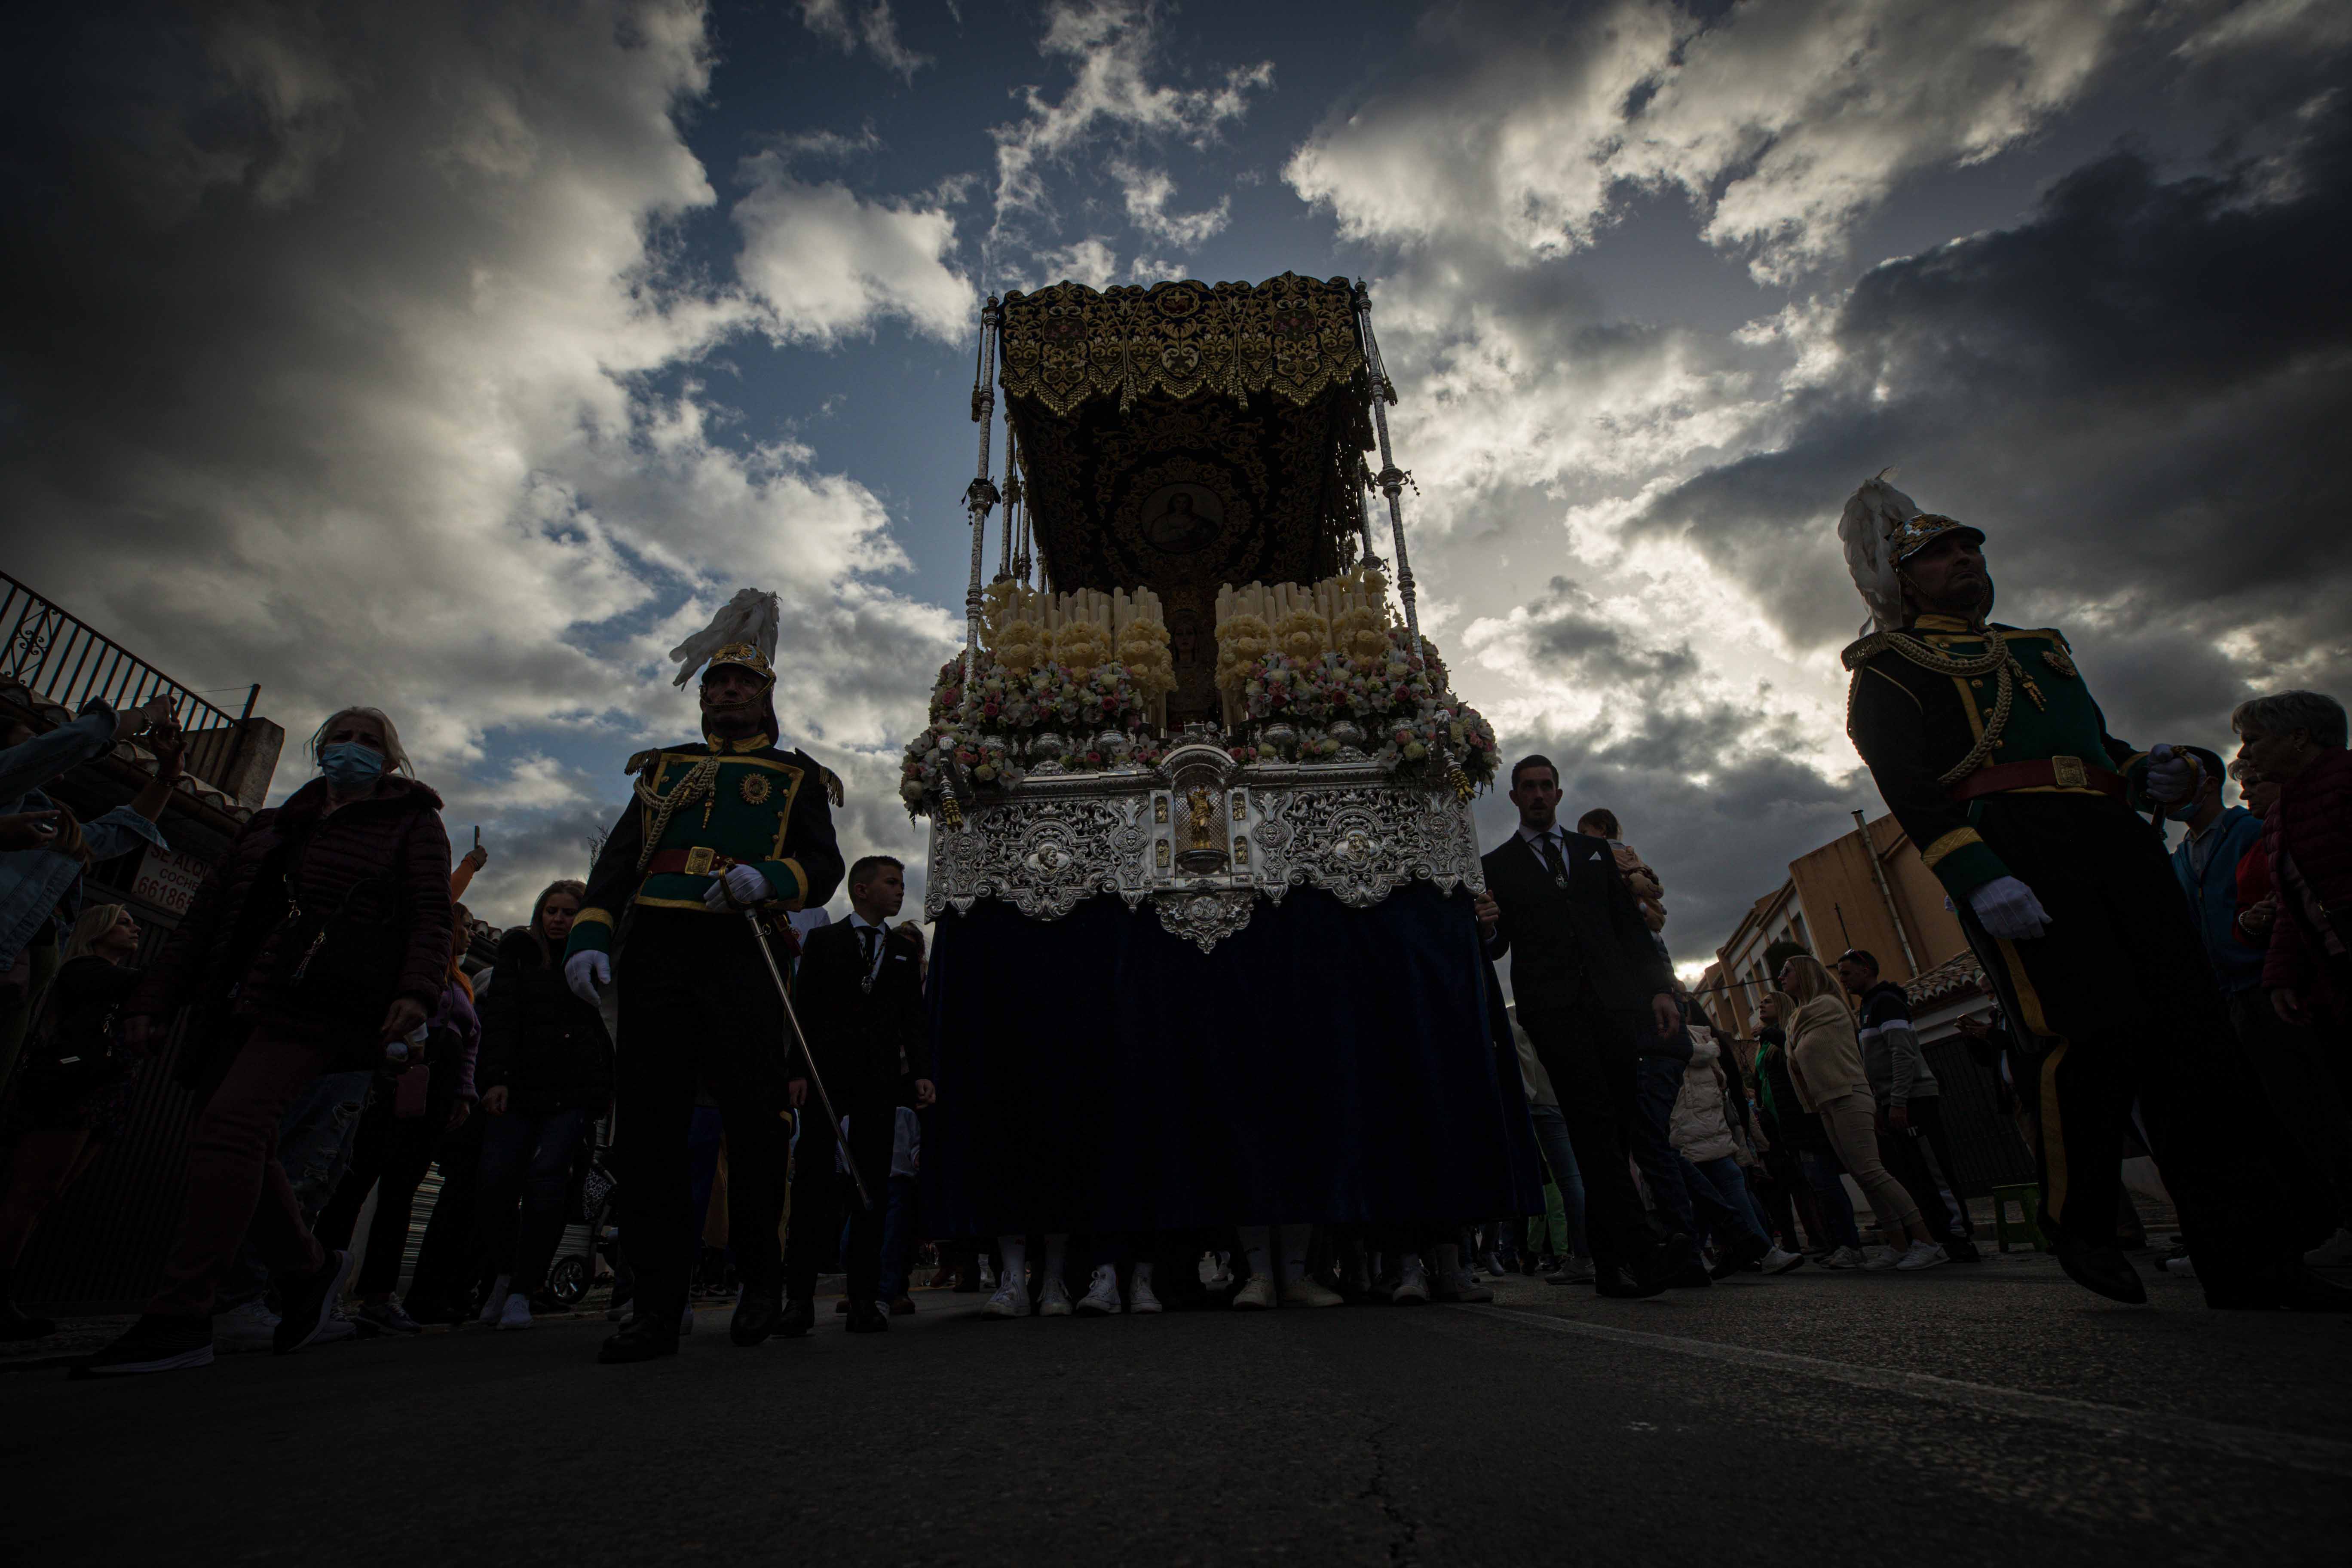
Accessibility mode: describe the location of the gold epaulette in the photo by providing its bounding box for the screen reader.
[625,749,661,777]
[1840,633,1890,671]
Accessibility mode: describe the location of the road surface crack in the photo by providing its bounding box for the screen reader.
[1358,1421,1420,1565]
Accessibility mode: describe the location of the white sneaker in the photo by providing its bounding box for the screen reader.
[1201,1251,1234,1290]
[680,1304,695,1335]
[984,1278,1031,1319]
[1896,1240,1949,1271]
[2303,1228,2352,1267]
[497,1292,534,1329]
[214,1299,281,1354]
[1281,1277,1345,1308]
[1038,1276,1074,1317]
[1077,1266,1123,1316]
[1763,1246,1807,1275]
[1392,1261,1430,1305]
[1861,1246,1901,1271]
[1231,1275,1277,1310]
[1544,1256,1598,1286]
[477,1274,513,1325]
[979,1262,997,1290]
[1129,1276,1164,1314]
[1820,1245,1865,1270]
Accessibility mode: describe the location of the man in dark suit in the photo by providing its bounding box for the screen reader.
[782,854,934,1334]
[1481,755,1695,1298]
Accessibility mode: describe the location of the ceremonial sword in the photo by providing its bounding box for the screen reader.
[741,910,875,1212]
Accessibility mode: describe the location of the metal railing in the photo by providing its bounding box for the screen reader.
[0,570,258,789]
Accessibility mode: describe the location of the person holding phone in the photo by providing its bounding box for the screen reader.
[73,704,454,1378]
[0,704,183,1103]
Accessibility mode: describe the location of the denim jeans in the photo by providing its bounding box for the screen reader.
[874,1173,919,1302]
[1684,1154,1770,1249]
[1525,1103,1589,1258]
[477,1106,588,1296]
[214,1068,376,1312]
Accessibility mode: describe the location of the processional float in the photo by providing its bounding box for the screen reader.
[911,275,1533,1237]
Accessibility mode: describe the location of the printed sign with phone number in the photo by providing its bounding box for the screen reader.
[132,844,210,917]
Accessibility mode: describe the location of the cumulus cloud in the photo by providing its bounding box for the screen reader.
[0,0,958,924]
[1289,0,2137,281]
[734,147,975,344]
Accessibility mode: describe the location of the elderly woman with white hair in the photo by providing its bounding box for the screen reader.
[74,705,455,1378]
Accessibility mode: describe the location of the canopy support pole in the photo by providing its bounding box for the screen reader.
[962,296,1003,723]
[1354,282,1418,647]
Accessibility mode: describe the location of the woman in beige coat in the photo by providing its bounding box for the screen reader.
[1773,957,1945,1271]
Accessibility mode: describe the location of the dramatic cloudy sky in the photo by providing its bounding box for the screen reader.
[6,0,2349,968]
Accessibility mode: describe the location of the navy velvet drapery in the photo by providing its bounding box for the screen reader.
[921,883,1540,1237]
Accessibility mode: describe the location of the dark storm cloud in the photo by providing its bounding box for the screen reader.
[1523,577,1699,687]
[1630,83,2352,745]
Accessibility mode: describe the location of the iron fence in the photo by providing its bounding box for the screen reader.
[0,569,255,738]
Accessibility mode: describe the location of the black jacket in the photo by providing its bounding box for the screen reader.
[1482,827,1674,1020]
[477,930,615,1113]
[790,918,927,1110]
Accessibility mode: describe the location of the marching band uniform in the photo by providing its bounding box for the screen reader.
[1838,479,2338,1308]
[567,604,843,1361]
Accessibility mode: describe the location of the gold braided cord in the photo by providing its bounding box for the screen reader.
[1842,626,2022,787]
[633,753,721,873]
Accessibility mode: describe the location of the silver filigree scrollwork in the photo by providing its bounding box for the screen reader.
[925,743,1483,950]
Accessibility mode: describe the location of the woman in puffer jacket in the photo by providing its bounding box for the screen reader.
[80,706,453,1376]
[472,879,615,1329]
[1776,956,1944,1271]
[1669,1026,1801,1276]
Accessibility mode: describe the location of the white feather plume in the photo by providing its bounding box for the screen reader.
[1837,472,1918,635]
[668,587,781,688]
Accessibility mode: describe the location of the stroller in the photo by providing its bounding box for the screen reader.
[544,1136,621,1307]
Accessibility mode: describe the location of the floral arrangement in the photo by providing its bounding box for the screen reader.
[1270,608,1329,663]
[899,723,1019,812]
[1050,619,1114,679]
[1229,626,1499,789]
[1380,698,1501,787]
[1214,613,1271,692]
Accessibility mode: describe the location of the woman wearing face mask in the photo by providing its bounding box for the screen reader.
[74,706,454,1378]
[0,903,150,1338]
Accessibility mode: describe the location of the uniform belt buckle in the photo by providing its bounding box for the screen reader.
[2050,756,2087,789]
[683,846,716,877]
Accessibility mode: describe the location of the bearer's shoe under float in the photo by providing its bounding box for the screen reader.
[777,1297,815,1338]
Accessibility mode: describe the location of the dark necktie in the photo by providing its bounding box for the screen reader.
[1538,831,1568,884]
[858,925,882,986]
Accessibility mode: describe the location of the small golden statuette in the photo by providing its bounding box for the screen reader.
[1448,764,1474,802]
[1186,784,1216,851]
[937,793,963,828]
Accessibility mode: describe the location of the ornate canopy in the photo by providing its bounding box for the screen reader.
[998,273,1376,724]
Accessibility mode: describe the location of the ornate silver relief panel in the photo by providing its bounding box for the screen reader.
[925,741,1485,951]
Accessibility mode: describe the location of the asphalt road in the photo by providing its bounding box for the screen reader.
[10,1252,2348,1568]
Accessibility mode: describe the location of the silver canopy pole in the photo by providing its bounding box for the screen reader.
[1354,281,1418,647]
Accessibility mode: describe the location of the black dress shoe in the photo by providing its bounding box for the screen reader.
[1943,1235,1981,1262]
[731,1291,784,1347]
[1632,1234,1699,1295]
[777,1297,815,1338]
[2055,1237,2147,1304]
[597,1319,680,1364]
[845,1300,888,1333]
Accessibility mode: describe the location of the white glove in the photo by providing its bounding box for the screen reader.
[2144,742,2199,806]
[1969,876,2051,941]
[564,950,610,1005]
[702,863,773,909]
